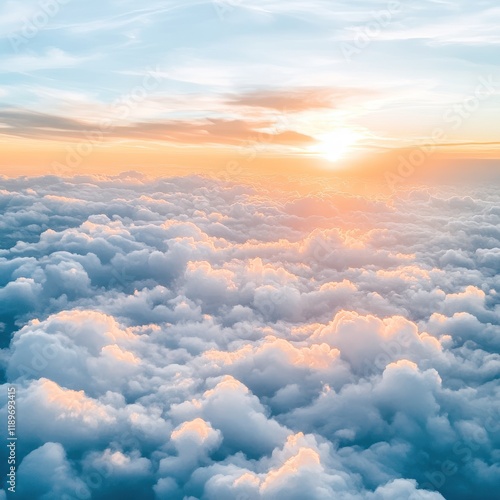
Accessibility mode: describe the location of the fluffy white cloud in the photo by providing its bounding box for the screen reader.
[0,174,499,499]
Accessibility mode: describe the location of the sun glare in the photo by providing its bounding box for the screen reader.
[313,129,359,162]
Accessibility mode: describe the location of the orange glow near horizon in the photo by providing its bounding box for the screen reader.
[1,135,499,181]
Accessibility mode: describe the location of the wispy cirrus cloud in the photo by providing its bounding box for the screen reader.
[225,87,375,112]
[0,109,315,147]
[0,48,90,73]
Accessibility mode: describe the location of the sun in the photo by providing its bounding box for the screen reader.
[313,129,360,162]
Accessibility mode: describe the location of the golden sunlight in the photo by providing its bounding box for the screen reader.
[312,129,360,162]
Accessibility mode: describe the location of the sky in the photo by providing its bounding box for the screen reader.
[0,0,500,177]
[0,2,500,500]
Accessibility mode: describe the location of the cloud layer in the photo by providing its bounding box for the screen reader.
[0,173,499,499]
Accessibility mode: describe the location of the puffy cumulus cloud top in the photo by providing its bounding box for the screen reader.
[0,173,499,500]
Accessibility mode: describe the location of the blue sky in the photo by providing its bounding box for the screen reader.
[0,0,499,174]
